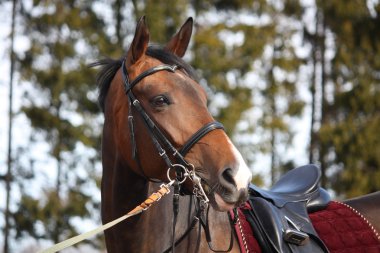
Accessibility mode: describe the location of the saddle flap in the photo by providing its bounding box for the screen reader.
[245,197,329,253]
[244,197,287,253]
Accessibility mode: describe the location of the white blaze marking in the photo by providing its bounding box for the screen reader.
[227,139,252,190]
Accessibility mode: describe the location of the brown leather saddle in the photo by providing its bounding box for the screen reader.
[243,164,331,253]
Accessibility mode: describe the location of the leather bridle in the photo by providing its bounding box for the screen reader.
[121,60,224,188]
[121,60,236,252]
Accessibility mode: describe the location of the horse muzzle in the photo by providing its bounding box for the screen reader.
[209,165,252,211]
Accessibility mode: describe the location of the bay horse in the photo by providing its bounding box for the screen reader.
[96,16,252,252]
[95,17,380,253]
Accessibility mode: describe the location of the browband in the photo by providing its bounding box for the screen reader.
[123,62,179,94]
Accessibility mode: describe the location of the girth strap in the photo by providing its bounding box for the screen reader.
[180,121,224,156]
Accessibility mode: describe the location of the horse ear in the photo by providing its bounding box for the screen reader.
[127,16,150,65]
[165,17,193,57]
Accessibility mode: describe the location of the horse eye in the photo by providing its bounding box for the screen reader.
[151,95,171,108]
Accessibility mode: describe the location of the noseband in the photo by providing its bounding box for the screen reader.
[121,60,224,200]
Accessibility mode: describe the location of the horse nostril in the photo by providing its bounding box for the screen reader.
[221,168,236,187]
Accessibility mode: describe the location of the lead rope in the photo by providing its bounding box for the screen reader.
[37,182,174,253]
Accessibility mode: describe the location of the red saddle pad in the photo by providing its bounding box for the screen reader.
[309,201,380,253]
[231,201,380,253]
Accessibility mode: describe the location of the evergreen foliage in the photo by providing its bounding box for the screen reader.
[1,0,379,251]
[317,0,380,197]
[191,1,305,183]
[9,0,108,250]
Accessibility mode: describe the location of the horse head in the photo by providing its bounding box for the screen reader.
[102,16,252,211]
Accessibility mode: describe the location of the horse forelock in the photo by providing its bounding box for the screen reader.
[91,57,123,112]
[93,46,198,113]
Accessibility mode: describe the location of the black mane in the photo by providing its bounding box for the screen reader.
[92,46,198,112]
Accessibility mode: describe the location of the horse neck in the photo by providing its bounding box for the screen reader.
[102,154,239,253]
[103,159,192,252]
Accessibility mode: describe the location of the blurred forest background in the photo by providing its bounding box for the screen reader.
[0,0,379,252]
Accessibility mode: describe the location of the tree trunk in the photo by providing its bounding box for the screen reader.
[308,27,317,164]
[319,10,327,187]
[4,1,17,252]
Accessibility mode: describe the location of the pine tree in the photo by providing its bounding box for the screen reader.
[316,1,380,197]
[12,0,108,249]
[3,1,18,252]
[302,2,328,186]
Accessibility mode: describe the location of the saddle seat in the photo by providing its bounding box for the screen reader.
[249,164,330,212]
[240,164,331,253]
